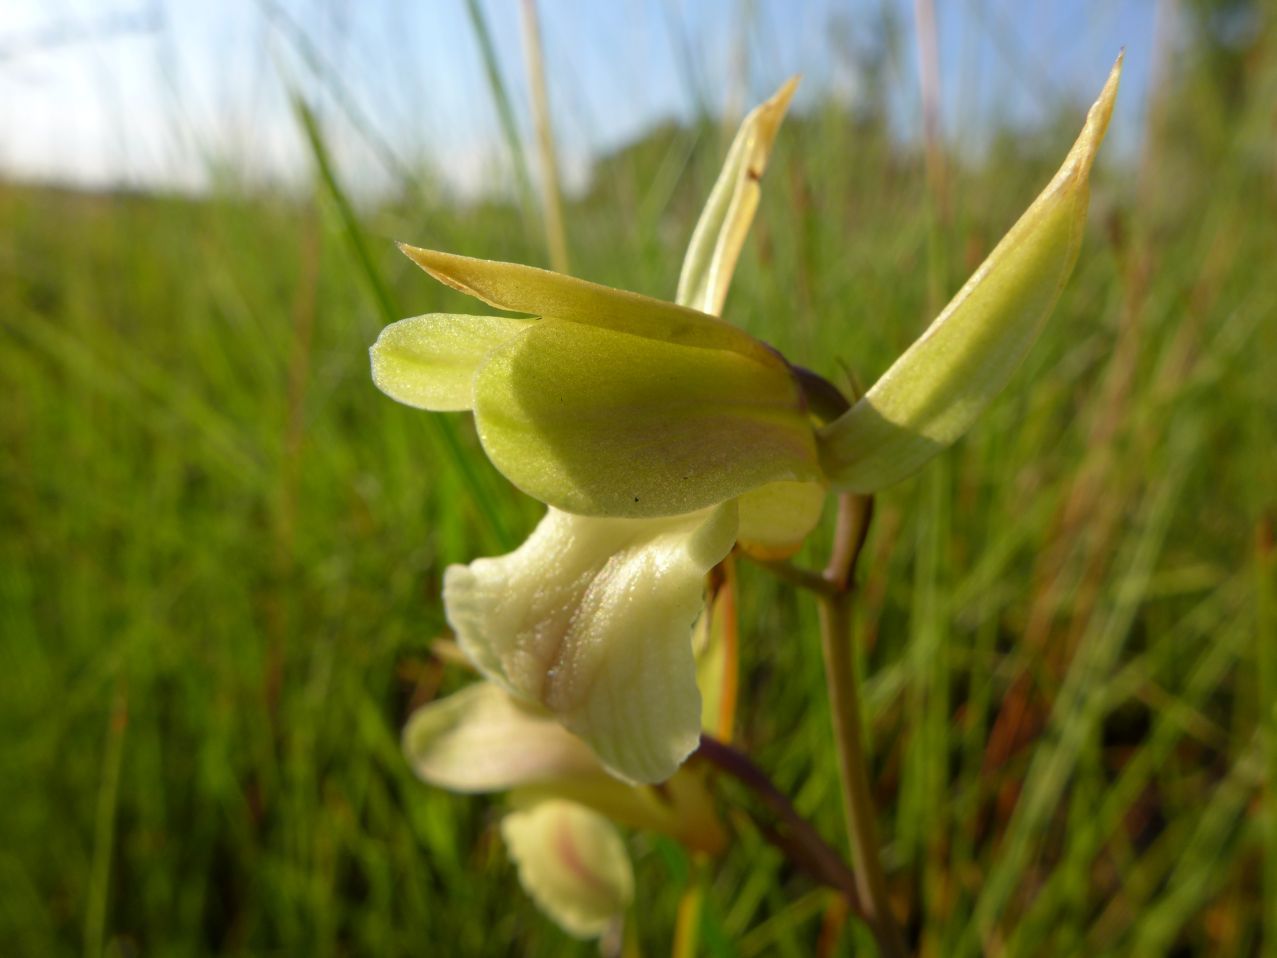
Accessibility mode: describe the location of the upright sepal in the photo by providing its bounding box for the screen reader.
[677,77,798,316]
[819,55,1122,492]
[399,244,779,365]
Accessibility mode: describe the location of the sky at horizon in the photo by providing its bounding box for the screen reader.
[0,0,1164,200]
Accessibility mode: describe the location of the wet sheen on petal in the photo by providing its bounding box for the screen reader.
[444,504,738,784]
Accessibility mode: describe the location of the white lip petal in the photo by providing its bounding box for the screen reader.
[402,682,604,793]
[501,799,634,939]
[444,503,738,784]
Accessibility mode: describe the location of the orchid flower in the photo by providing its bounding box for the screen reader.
[375,60,1121,786]
[392,83,795,942]
[500,799,633,940]
[377,80,811,786]
[402,678,724,938]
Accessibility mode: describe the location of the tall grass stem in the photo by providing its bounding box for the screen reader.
[519,0,570,273]
[819,494,907,958]
[292,95,513,547]
[463,0,538,234]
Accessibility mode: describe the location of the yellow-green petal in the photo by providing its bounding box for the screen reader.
[501,800,634,939]
[819,55,1122,492]
[444,504,738,784]
[693,576,734,736]
[398,243,779,365]
[736,479,827,559]
[370,313,531,411]
[677,77,798,316]
[472,319,820,518]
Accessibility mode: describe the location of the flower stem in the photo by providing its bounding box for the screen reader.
[753,556,837,597]
[695,735,866,918]
[819,493,908,958]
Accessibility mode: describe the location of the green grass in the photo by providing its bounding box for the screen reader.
[2,15,1276,958]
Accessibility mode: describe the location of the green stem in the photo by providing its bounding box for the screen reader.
[695,735,865,914]
[818,493,908,958]
[292,94,514,549]
[670,856,707,958]
[463,0,538,230]
[85,680,127,958]
[752,556,837,597]
[1256,514,1276,945]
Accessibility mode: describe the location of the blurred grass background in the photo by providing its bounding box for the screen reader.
[2,1,1275,955]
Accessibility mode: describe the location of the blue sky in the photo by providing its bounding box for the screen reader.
[0,0,1161,198]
